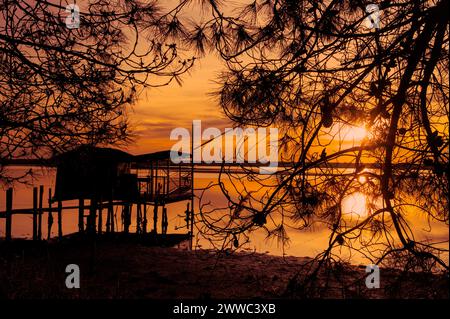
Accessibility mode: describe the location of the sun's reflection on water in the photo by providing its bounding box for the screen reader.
[342,192,368,218]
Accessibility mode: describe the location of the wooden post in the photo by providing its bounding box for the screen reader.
[143,192,148,234]
[153,184,161,233]
[88,199,97,235]
[109,199,115,233]
[161,206,168,235]
[78,198,84,233]
[32,187,38,241]
[57,200,63,240]
[122,203,132,234]
[136,202,142,234]
[5,188,13,241]
[185,202,190,231]
[152,203,158,234]
[106,200,111,233]
[47,188,53,240]
[129,203,133,233]
[98,200,103,235]
[38,185,44,240]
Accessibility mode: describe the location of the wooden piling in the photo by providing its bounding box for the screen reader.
[128,203,133,233]
[106,200,111,233]
[38,185,43,240]
[153,183,161,233]
[185,202,190,231]
[109,199,115,233]
[143,192,148,234]
[5,188,13,241]
[32,187,38,241]
[47,188,53,240]
[121,205,125,233]
[57,200,63,240]
[153,203,158,234]
[122,203,131,234]
[136,202,142,234]
[88,199,97,235]
[98,200,103,235]
[162,206,168,235]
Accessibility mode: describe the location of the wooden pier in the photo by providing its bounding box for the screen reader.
[0,185,194,244]
[0,147,195,246]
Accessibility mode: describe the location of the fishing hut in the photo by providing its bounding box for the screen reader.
[1,145,194,244]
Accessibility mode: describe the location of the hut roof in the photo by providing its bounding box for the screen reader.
[52,146,190,165]
[53,145,133,164]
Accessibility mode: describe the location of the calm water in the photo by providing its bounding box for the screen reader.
[1,167,448,265]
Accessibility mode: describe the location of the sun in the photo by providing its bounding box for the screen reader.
[343,125,368,141]
[328,123,368,143]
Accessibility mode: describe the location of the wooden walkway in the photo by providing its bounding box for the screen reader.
[0,186,194,244]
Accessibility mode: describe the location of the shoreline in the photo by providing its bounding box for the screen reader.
[0,237,448,299]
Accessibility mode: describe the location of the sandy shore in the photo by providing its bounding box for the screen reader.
[0,238,448,299]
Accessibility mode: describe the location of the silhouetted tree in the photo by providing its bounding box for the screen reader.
[0,0,194,183]
[178,0,448,293]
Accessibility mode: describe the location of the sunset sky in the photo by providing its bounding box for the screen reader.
[123,0,232,155]
[127,53,231,155]
[125,53,369,157]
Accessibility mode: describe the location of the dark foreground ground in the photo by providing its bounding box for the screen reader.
[0,236,448,299]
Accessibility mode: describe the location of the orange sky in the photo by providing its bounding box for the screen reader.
[117,1,370,158]
[120,0,233,155]
[123,51,369,157]
[125,53,232,155]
